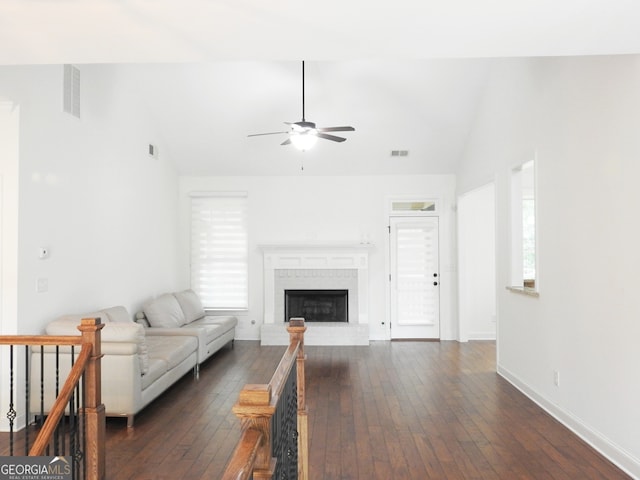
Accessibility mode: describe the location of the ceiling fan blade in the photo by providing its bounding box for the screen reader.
[281,138,292,146]
[248,131,288,137]
[317,132,347,143]
[316,126,355,133]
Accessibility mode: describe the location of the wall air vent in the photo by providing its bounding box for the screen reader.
[63,64,80,118]
[391,150,409,157]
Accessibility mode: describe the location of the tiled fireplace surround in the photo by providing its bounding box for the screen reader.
[260,245,371,345]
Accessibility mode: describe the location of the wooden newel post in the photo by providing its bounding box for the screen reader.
[233,385,276,479]
[287,318,308,480]
[78,318,106,480]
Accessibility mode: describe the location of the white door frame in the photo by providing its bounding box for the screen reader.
[457,182,497,342]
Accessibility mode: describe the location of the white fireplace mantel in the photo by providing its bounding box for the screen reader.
[260,243,371,345]
[261,243,371,269]
[259,242,374,252]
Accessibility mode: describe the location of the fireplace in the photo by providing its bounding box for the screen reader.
[260,244,371,345]
[285,289,348,323]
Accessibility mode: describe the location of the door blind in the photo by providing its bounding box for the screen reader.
[190,193,248,310]
[395,221,438,326]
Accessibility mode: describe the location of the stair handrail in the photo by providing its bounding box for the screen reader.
[0,317,105,480]
[222,318,308,480]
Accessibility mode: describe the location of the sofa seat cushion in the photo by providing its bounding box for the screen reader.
[185,316,237,343]
[181,323,224,344]
[145,335,197,370]
[142,359,169,390]
[189,315,238,331]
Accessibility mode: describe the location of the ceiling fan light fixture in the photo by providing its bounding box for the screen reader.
[247,61,354,149]
[290,131,318,151]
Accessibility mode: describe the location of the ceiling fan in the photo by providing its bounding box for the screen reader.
[248,61,355,151]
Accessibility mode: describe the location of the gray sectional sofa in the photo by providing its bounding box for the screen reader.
[31,290,236,427]
[137,289,237,377]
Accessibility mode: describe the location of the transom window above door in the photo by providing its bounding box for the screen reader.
[389,197,439,216]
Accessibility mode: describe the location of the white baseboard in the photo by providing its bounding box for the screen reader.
[469,331,496,340]
[0,412,26,433]
[498,364,640,479]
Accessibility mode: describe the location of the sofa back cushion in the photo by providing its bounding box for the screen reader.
[52,307,130,326]
[144,293,186,328]
[101,305,131,323]
[47,314,105,334]
[173,290,206,324]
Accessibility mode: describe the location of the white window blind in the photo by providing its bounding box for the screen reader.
[190,193,248,310]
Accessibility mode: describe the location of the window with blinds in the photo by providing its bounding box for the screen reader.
[190,193,248,310]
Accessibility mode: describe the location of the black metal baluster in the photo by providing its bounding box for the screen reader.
[286,364,298,480]
[79,373,87,479]
[7,345,16,455]
[63,345,74,459]
[69,361,86,480]
[24,345,29,455]
[271,361,298,480]
[39,345,45,427]
[69,381,76,479]
[39,345,51,457]
[54,345,61,453]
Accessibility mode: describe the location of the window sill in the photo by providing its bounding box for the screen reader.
[506,286,539,298]
[205,308,249,315]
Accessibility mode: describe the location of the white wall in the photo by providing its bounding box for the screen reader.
[0,65,181,334]
[0,100,20,431]
[0,64,181,430]
[457,55,640,477]
[457,182,496,341]
[0,101,19,336]
[178,174,457,341]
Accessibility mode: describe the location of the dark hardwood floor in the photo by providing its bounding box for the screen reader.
[1,340,631,479]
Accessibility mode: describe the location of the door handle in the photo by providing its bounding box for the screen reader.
[433,281,439,286]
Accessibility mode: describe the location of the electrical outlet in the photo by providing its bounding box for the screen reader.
[553,370,560,387]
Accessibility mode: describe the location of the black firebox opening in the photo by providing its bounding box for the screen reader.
[284,289,348,323]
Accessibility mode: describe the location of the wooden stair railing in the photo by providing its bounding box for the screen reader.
[222,318,308,480]
[0,317,105,480]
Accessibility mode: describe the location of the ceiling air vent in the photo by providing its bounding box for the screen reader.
[391,150,409,157]
[63,64,80,118]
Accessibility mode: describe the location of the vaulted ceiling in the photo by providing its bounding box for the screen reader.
[2,1,639,175]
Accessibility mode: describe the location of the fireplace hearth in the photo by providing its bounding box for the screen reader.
[285,289,348,323]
